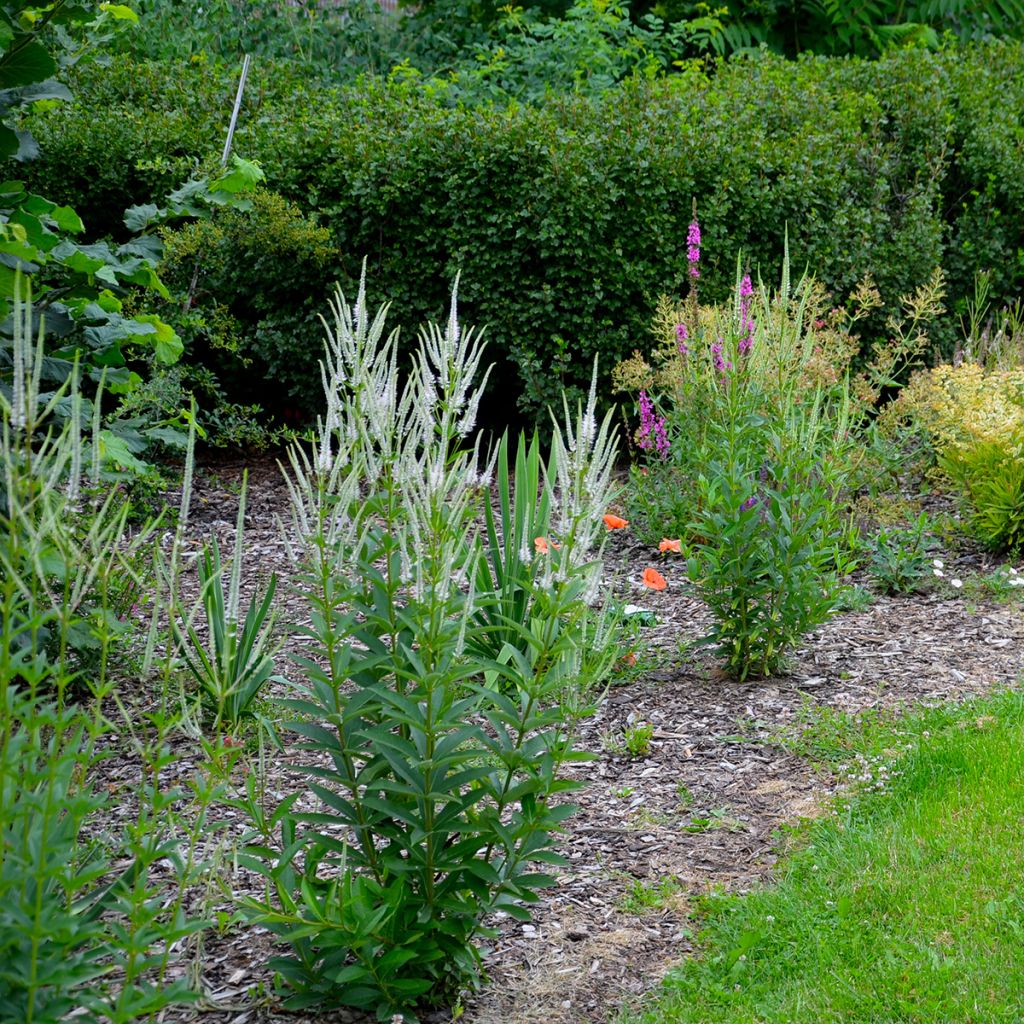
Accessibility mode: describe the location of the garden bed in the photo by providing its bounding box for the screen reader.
[132,454,1024,1024]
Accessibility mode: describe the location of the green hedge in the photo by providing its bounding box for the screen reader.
[20,44,1024,420]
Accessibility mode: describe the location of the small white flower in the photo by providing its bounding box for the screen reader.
[950,578,963,589]
[933,568,944,578]
[933,559,944,569]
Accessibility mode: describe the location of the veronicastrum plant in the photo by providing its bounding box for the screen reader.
[0,279,209,1022]
[1,279,159,678]
[238,272,620,1020]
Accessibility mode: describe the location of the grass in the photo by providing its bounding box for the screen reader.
[619,876,685,916]
[623,689,1024,1024]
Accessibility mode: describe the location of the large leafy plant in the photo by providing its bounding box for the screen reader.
[239,273,619,1020]
[615,236,873,678]
[0,2,268,470]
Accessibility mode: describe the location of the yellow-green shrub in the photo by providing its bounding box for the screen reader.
[887,362,1024,553]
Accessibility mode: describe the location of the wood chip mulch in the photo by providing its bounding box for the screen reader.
[101,454,1024,1024]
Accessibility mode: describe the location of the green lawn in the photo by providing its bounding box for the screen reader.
[625,691,1024,1024]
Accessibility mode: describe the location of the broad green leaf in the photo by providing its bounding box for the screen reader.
[98,430,148,473]
[106,369,142,395]
[56,246,105,275]
[6,126,37,160]
[50,204,83,233]
[122,202,162,232]
[144,425,188,448]
[100,3,139,21]
[211,155,265,195]
[0,79,72,105]
[0,40,57,88]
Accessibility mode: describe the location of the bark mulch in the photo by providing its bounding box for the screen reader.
[113,455,1023,1024]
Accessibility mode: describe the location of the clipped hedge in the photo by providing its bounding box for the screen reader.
[21,44,1024,420]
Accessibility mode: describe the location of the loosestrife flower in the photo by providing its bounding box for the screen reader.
[738,274,755,356]
[659,538,682,553]
[676,322,689,357]
[687,219,701,280]
[711,340,731,374]
[603,513,629,530]
[638,389,670,458]
[741,495,759,511]
[642,567,667,590]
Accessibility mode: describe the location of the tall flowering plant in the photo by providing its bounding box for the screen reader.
[240,271,621,1020]
[613,229,912,543]
[612,227,871,677]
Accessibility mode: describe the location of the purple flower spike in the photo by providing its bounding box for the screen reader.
[638,389,671,459]
[711,338,727,373]
[741,495,759,511]
[676,322,689,356]
[738,273,755,356]
[687,220,701,280]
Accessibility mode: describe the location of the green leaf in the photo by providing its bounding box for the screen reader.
[98,430,148,473]
[100,3,139,22]
[133,314,183,364]
[0,79,72,105]
[123,203,163,232]
[0,41,57,88]
[50,205,84,233]
[210,155,265,195]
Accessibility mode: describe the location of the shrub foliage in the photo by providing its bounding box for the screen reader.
[19,43,1024,419]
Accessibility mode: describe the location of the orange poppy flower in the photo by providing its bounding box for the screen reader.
[659,538,681,553]
[603,513,629,530]
[534,537,549,554]
[642,567,667,591]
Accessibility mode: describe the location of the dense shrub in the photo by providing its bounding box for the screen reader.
[885,362,1024,554]
[20,43,1024,420]
[156,187,338,409]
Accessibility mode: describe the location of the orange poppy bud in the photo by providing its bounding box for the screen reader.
[642,567,667,591]
[603,514,629,530]
[659,538,681,553]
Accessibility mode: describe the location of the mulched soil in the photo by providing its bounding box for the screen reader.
[106,453,1024,1024]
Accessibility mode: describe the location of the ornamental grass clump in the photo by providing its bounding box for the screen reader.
[240,270,620,1021]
